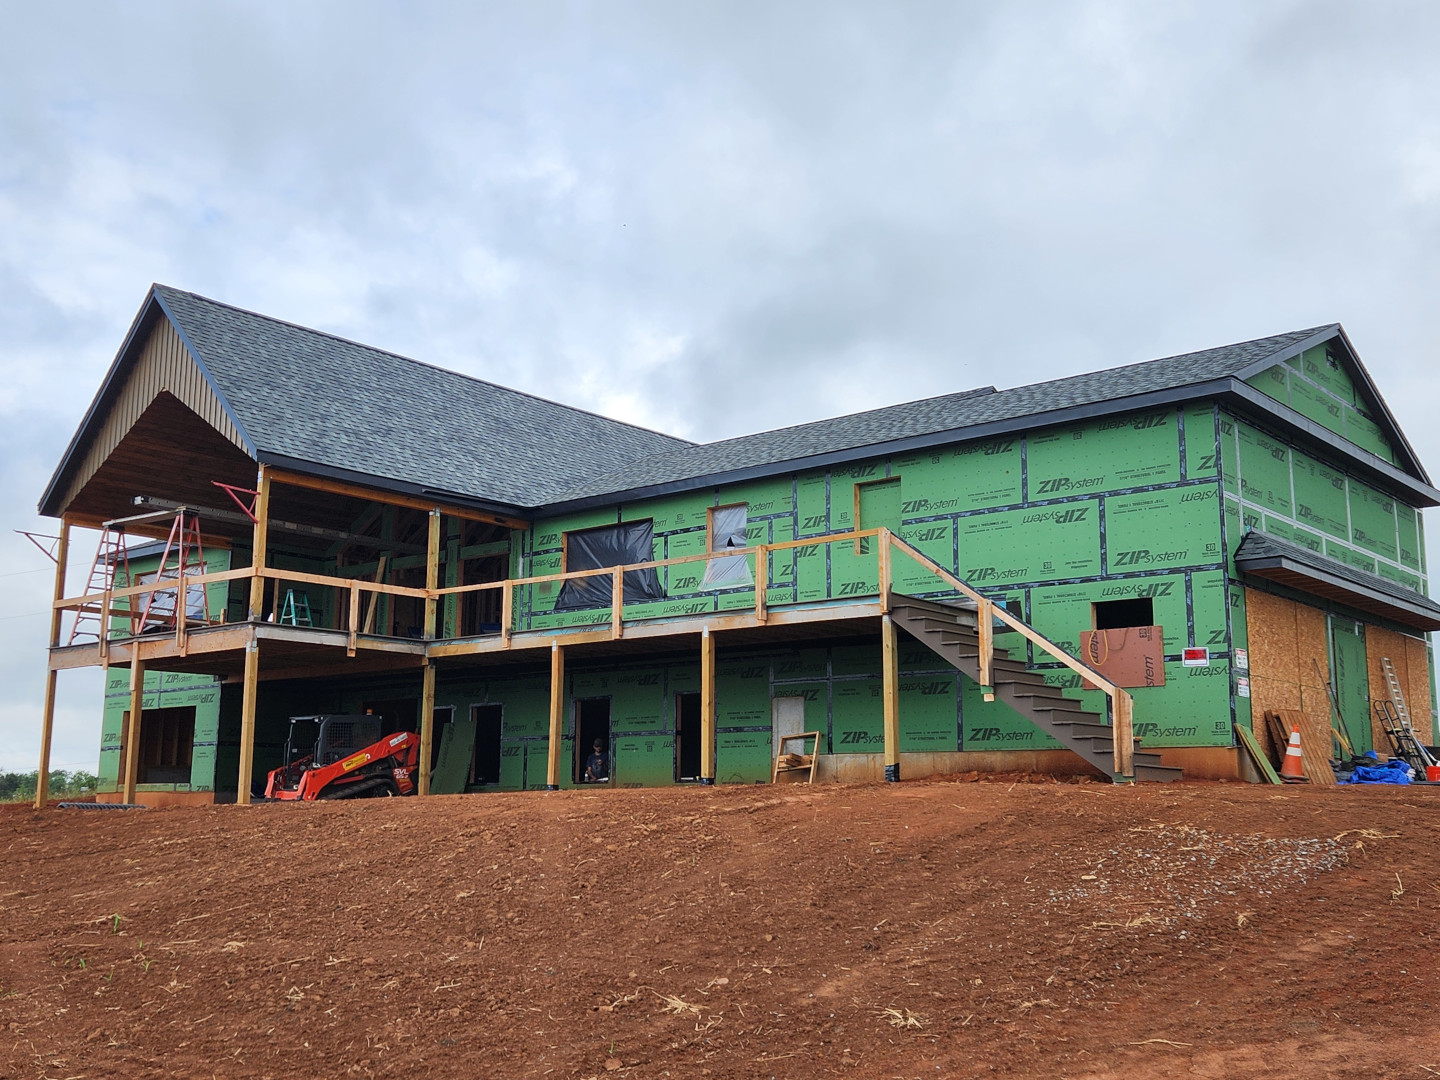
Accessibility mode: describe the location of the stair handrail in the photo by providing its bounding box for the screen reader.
[883,530,1134,778]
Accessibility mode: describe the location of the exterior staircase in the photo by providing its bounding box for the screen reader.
[889,595,1182,783]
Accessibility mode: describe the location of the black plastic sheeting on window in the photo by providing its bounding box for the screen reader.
[555,521,666,611]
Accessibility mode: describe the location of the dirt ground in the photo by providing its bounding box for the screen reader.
[2,776,1439,1079]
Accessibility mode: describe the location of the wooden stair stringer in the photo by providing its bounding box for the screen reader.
[888,596,1182,783]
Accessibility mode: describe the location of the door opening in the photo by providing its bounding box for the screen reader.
[470,704,503,785]
[772,696,807,761]
[128,705,197,785]
[675,692,702,781]
[574,697,612,784]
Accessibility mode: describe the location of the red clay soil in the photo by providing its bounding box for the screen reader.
[2,776,1439,1079]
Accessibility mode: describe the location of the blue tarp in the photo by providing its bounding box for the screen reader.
[1339,757,1414,785]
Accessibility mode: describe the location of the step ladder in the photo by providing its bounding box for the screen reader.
[1375,658,1436,773]
[67,527,133,645]
[279,589,313,627]
[136,509,210,633]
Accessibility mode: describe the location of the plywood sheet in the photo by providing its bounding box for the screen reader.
[1276,708,1336,786]
[1247,675,1301,760]
[1405,635,1434,742]
[1296,604,1331,692]
[1365,625,1407,752]
[1244,589,1298,686]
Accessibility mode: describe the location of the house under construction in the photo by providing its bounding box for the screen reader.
[31,286,1440,805]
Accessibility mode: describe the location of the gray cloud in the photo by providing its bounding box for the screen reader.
[2,1,1439,770]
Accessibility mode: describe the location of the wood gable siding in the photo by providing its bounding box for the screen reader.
[61,317,249,509]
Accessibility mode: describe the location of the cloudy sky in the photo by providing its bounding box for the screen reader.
[3,1,1439,773]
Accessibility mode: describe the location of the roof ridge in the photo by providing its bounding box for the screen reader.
[152,284,695,449]
[997,324,1339,395]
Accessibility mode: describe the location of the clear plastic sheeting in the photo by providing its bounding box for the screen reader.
[703,504,753,588]
[555,520,665,610]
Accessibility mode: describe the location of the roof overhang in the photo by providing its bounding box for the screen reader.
[1235,532,1440,632]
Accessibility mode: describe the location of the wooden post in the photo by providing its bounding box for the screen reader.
[882,613,900,783]
[977,598,994,702]
[247,466,272,621]
[98,587,111,663]
[500,580,513,647]
[754,544,768,624]
[418,662,436,796]
[546,641,565,790]
[347,581,360,656]
[1112,690,1135,779]
[878,528,892,612]
[611,565,624,639]
[424,509,441,639]
[34,521,70,809]
[175,569,187,652]
[122,655,145,804]
[237,637,260,805]
[442,518,460,637]
[700,626,716,785]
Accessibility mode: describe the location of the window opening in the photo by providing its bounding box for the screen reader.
[702,504,752,588]
[675,692,702,780]
[470,704,503,785]
[574,697,612,784]
[1092,597,1153,630]
[555,521,665,610]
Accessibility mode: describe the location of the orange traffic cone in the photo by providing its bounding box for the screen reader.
[1279,725,1309,783]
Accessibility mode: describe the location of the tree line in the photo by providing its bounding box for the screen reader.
[0,771,100,802]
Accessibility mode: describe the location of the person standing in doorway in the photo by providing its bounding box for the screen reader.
[584,738,610,783]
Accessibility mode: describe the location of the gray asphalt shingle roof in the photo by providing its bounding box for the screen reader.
[154,286,695,507]
[552,325,1336,503]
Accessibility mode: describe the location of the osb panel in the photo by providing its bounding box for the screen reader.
[1296,604,1331,691]
[1243,588,1332,763]
[1300,685,1344,754]
[1405,636,1434,742]
[1247,675,1301,759]
[1365,625,1408,752]
[1244,589,1298,686]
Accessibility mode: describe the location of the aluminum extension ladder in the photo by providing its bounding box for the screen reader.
[1374,657,1437,773]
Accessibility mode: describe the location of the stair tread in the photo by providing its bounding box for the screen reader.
[890,601,1184,783]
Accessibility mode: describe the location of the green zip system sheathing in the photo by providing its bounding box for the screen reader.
[97,548,232,793]
[1245,344,1401,465]
[1220,413,1429,591]
[1217,400,1434,744]
[507,403,1249,754]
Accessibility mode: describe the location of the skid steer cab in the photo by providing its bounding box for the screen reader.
[264,715,419,801]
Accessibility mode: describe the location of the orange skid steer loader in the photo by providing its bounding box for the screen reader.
[263,715,419,801]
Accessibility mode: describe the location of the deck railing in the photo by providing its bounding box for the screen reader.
[51,526,1132,775]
